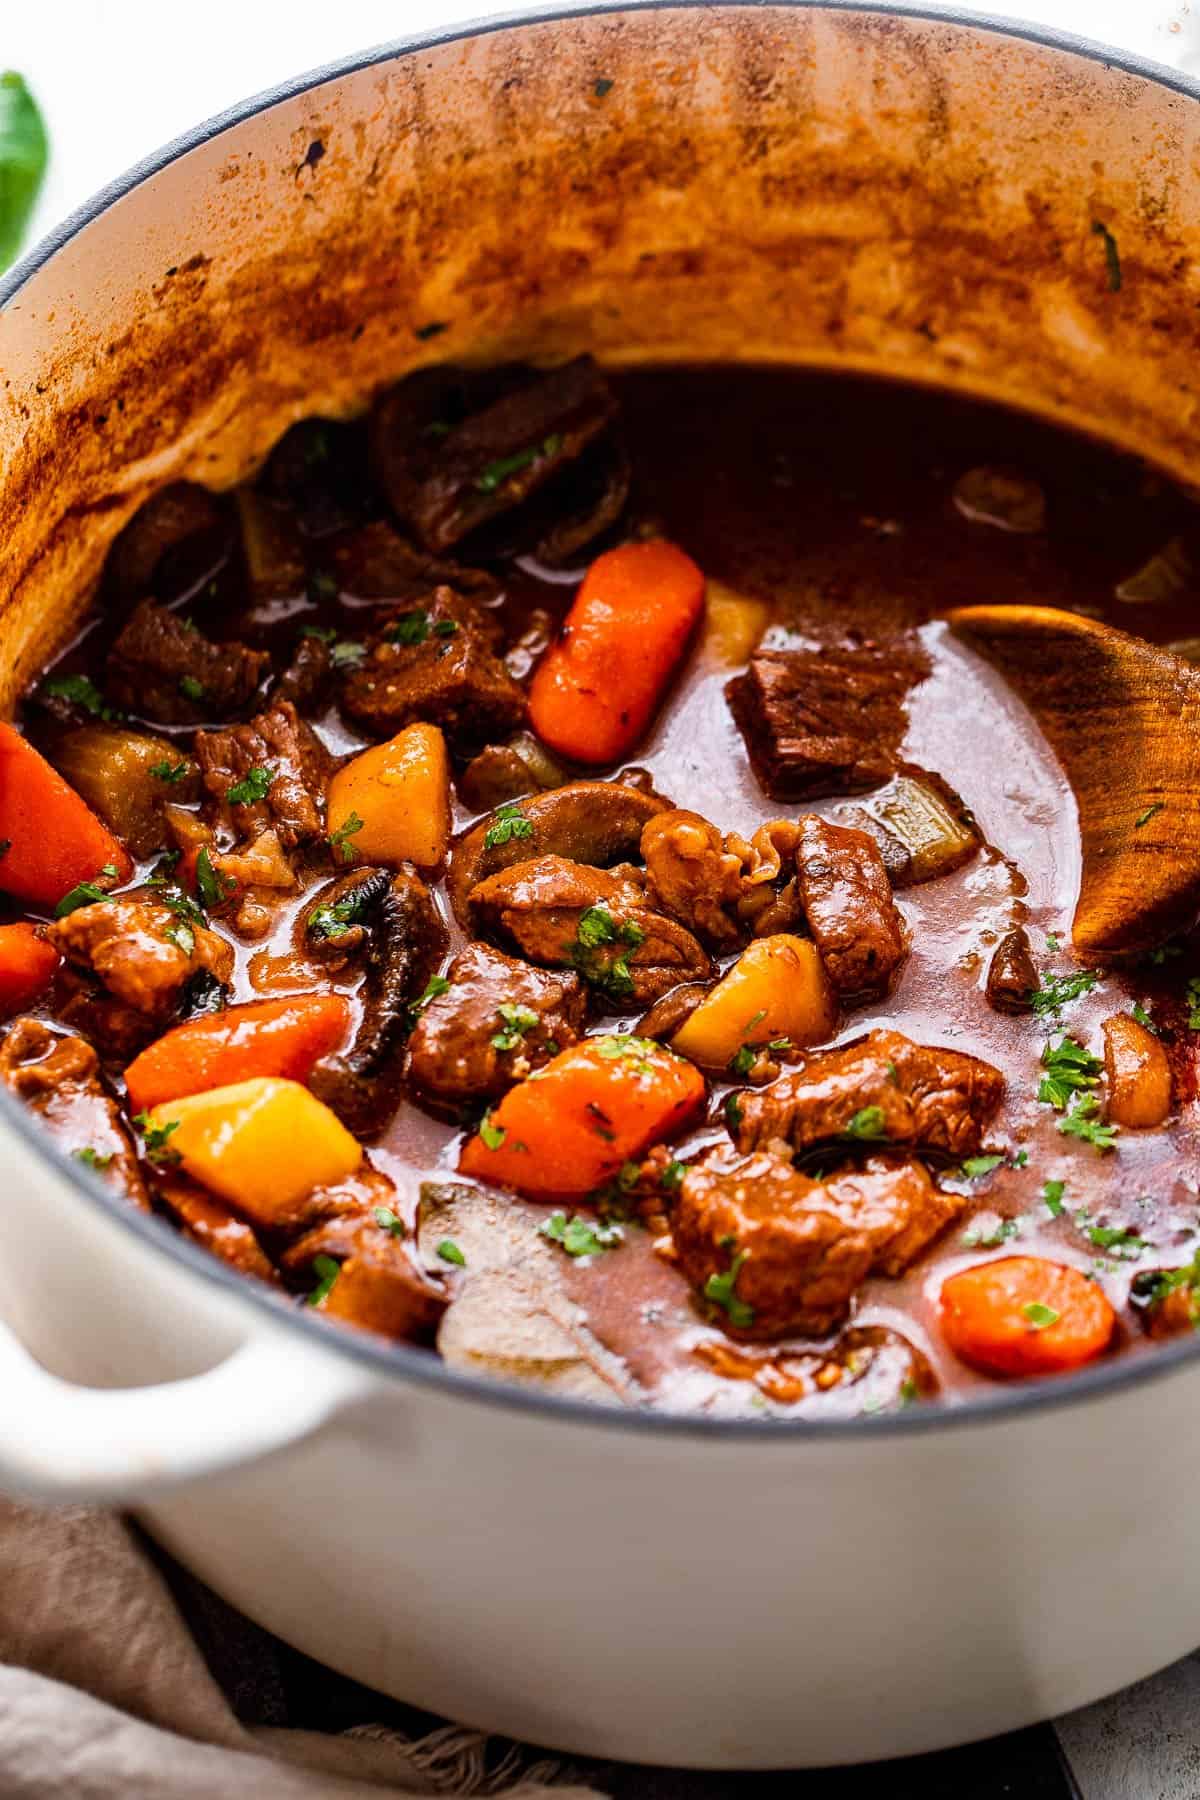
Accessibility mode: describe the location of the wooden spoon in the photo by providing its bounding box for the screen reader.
[946,604,1200,958]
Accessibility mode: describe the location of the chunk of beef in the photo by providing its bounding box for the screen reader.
[261,417,373,538]
[693,1323,938,1414]
[0,1018,148,1208]
[448,779,670,925]
[732,1028,1004,1158]
[44,898,234,1019]
[270,632,334,712]
[108,600,269,725]
[408,942,586,1106]
[838,765,981,888]
[371,356,617,552]
[308,870,446,1135]
[794,816,908,997]
[327,519,500,606]
[154,1174,278,1283]
[468,855,713,1006]
[726,644,928,801]
[340,584,526,748]
[106,483,231,603]
[675,1145,962,1339]
[281,1166,449,1343]
[194,700,332,850]
[986,927,1037,1013]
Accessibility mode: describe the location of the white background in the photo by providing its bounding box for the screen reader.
[6,0,1199,258]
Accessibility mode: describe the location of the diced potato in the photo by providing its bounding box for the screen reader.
[52,724,199,857]
[327,722,450,870]
[147,1077,361,1226]
[1102,1013,1172,1129]
[671,935,836,1070]
[702,579,770,666]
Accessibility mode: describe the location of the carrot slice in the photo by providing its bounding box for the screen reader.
[0,923,59,1017]
[459,1033,705,1201]
[0,722,133,908]
[124,993,352,1113]
[939,1255,1115,1378]
[528,540,705,765]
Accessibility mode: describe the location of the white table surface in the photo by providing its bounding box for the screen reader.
[8,4,1200,1794]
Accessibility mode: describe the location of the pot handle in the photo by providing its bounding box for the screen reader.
[0,1317,369,1503]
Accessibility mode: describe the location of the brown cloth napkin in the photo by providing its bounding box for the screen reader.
[0,1499,605,1798]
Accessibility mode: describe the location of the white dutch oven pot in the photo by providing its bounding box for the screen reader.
[3,3,1200,1766]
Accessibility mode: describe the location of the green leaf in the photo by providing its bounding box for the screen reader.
[307,1254,341,1305]
[1131,1002,1158,1035]
[74,1147,113,1172]
[178,675,205,703]
[482,802,534,850]
[1037,1035,1102,1110]
[1022,1301,1060,1330]
[436,1238,466,1266]
[195,847,235,910]
[1042,1179,1066,1217]
[1135,802,1164,829]
[478,1110,506,1151]
[0,74,48,271]
[1058,1097,1119,1154]
[226,764,275,806]
[661,1158,686,1191]
[42,673,119,720]
[1187,976,1200,1032]
[132,1110,181,1166]
[1076,1210,1143,1256]
[408,974,450,1022]
[729,1043,757,1077]
[150,760,190,784]
[844,1105,887,1140]
[539,1211,623,1256]
[388,611,430,646]
[704,1248,754,1329]
[1029,969,1099,1016]
[959,1153,1004,1180]
[328,810,364,865]
[962,1215,1022,1248]
[1092,219,1122,292]
[54,870,117,917]
[372,1205,405,1238]
[491,1002,539,1051]
[475,436,561,494]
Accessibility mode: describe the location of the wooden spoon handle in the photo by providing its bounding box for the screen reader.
[947,604,1200,957]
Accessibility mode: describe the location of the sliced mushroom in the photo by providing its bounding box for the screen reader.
[985,927,1037,1013]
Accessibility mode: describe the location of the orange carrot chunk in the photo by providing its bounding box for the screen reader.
[0,923,59,1017]
[0,722,133,908]
[459,1033,705,1201]
[939,1255,1115,1378]
[528,540,705,765]
[124,993,352,1114]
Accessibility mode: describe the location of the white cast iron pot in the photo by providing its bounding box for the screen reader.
[4,3,1200,1767]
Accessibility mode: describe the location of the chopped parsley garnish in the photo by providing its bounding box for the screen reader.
[1022,1301,1060,1330]
[226,764,275,806]
[478,1110,506,1150]
[704,1248,754,1329]
[594,76,614,96]
[1042,1178,1066,1217]
[962,1215,1022,1248]
[301,623,337,643]
[43,672,119,720]
[164,920,195,957]
[844,1105,887,1140]
[1092,219,1122,292]
[1058,1096,1118,1153]
[661,1158,686,1191]
[1145,942,1183,967]
[178,675,205,703]
[54,867,118,917]
[725,1093,744,1132]
[1075,1210,1144,1256]
[372,1205,405,1238]
[433,618,459,638]
[1187,976,1200,1031]
[306,570,339,602]
[132,1111,181,1166]
[899,1377,919,1406]
[1132,1255,1200,1318]
[729,1043,758,1077]
[540,1211,623,1256]
[328,810,364,865]
[389,611,431,646]
[308,883,377,941]
[150,760,190,784]
[1029,969,1099,1016]
[492,1002,539,1051]
[475,435,562,494]
[307,1254,341,1305]
[1135,802,1164,829]
[436,1238,466,1266]
[1045,932,1060,953]
[1131,1002,1158,1034]
[570,905,645,1002]
[414,320,448,340]
[959,1153,1004,1180]
[1037,1035,1102,1110]
[482,802,534,850]
[74,1147,113,1171]
[408,974,451,1022]
[195,847,235,909]
[330,639,366,670]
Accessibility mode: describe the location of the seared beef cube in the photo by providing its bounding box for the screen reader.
[106,482,231,603]
[371,356,617,552]
[194,700,332,850]
[45,898,234,1019]
[726,645,927,801]
[795,816,908,997]
[986,927,1037,1013]
[468,854,713,1007]
[340,585,527,747]
[108,600,269,724]
[154,1175,279,1283]
[281,1167,448,1343]
[270,633,334,713]
[408,942,586,1106]
[260,417,373,538]
[733,1028,1003,1158]
[674,1146,962,1338]
[327,519,500,606]
[0,1017,148,1208]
